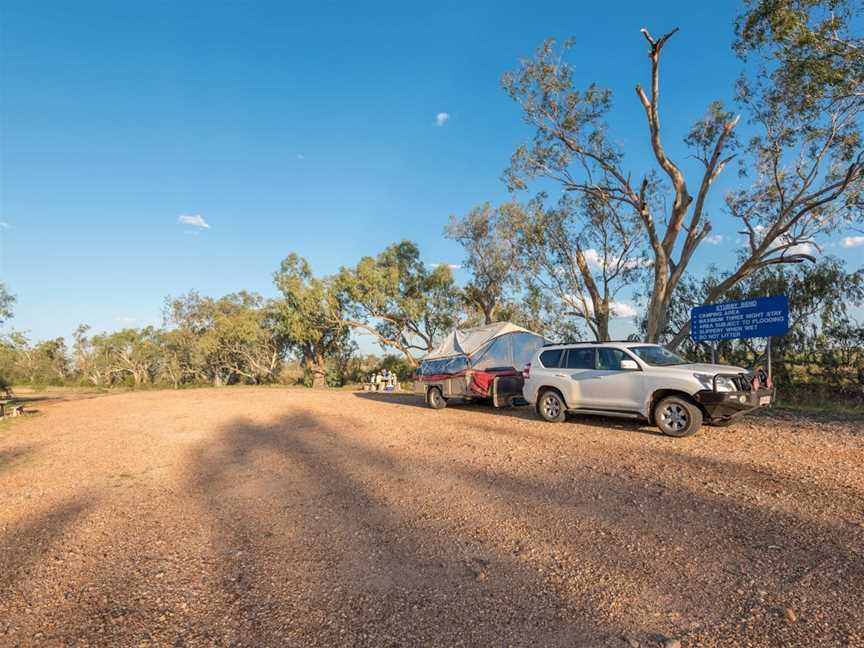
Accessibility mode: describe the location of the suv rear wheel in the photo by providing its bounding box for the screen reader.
[427,386,447,409]
[654,396,702,437]
[538,389,566,423]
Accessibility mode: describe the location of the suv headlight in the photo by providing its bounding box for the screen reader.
[693,373,714,390]
[714,376,737,392]
[694,373,737,392]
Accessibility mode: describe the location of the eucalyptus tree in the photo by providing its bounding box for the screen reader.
[503,0,864,345]
[501,193,644,341]
[273,254,351,387]
[3,332,70,385]
[445,203,521,325]
[164,291,289,386]
[665,0,864,346]
[334,241,459,365]
[0,282,14,326]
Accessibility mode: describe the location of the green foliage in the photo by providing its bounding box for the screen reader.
[273,254,353,387]
[0,332,71,386]
[335,241,459,364]
[0,283,15,388]
[445,203,521,325]
[505,5,864,345]
[163,291,289,386]
[736,0,864,117]
[501,38,617,195]
[0,282,14,327]
[500,195,644,341]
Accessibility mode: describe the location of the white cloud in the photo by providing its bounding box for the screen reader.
[178,214,210,229]
[0,222,11,230]
[774,233,817,258]
[296,153,305,160]
[561,295,638,319]
[429,262,461,270]
[786,242,816,257]
[583,249,603,268]
[704,234,724,245]
[435,112,450,127]
[610,301,638,318]
[841,235,864,248]
[583,248,648,271]
[116,316,137,325]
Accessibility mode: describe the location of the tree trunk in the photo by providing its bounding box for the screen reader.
[483,302,495,325]
[596,311,610,342]
[310,369,327,389]
[644,261,670,343]
[305,349,328,389]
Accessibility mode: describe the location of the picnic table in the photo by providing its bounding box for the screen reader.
[0,400,24,418]
[361,381,401,392]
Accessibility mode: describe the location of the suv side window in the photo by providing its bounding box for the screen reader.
[539,349,563,368]
[565,348,595,369]
[597,348,627,370]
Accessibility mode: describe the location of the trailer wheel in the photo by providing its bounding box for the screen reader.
[427,387,447,410]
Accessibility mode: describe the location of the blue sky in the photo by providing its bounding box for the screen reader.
[1,0,862,348]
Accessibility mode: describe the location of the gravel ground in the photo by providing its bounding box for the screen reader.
[0,388,862,647]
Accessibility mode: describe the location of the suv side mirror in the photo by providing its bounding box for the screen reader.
[620,359,639,371]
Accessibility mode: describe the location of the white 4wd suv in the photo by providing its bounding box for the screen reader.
[522,342,774,437]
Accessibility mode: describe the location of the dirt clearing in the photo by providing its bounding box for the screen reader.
[0,388,862,647]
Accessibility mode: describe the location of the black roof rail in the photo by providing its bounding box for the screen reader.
[544,339,642,346]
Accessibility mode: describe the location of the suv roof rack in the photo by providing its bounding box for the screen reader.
[543,339,642,346]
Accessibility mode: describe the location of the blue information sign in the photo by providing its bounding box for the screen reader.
[691,295,789,342]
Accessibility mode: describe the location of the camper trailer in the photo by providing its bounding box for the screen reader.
[414,322,546,409]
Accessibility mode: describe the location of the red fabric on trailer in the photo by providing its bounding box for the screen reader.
[469,369,520,396]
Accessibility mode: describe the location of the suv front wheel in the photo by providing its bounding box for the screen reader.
[654,396,703,437]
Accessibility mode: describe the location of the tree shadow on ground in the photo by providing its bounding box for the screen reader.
[0,444,37,476]
[3,400,860,647]
[0,496,93,598]
[183,411,638,647]
[181,407,863,646]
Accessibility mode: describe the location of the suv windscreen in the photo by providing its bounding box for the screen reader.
[628,345,687,366]
[539,349,563,368]
[565,348,595,369]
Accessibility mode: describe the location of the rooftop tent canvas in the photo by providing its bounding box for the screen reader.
[423,322,540,360]
[417,322,546,406]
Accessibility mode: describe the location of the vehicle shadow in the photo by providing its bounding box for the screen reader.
[352,390,427,408]
[352,390,663,436]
